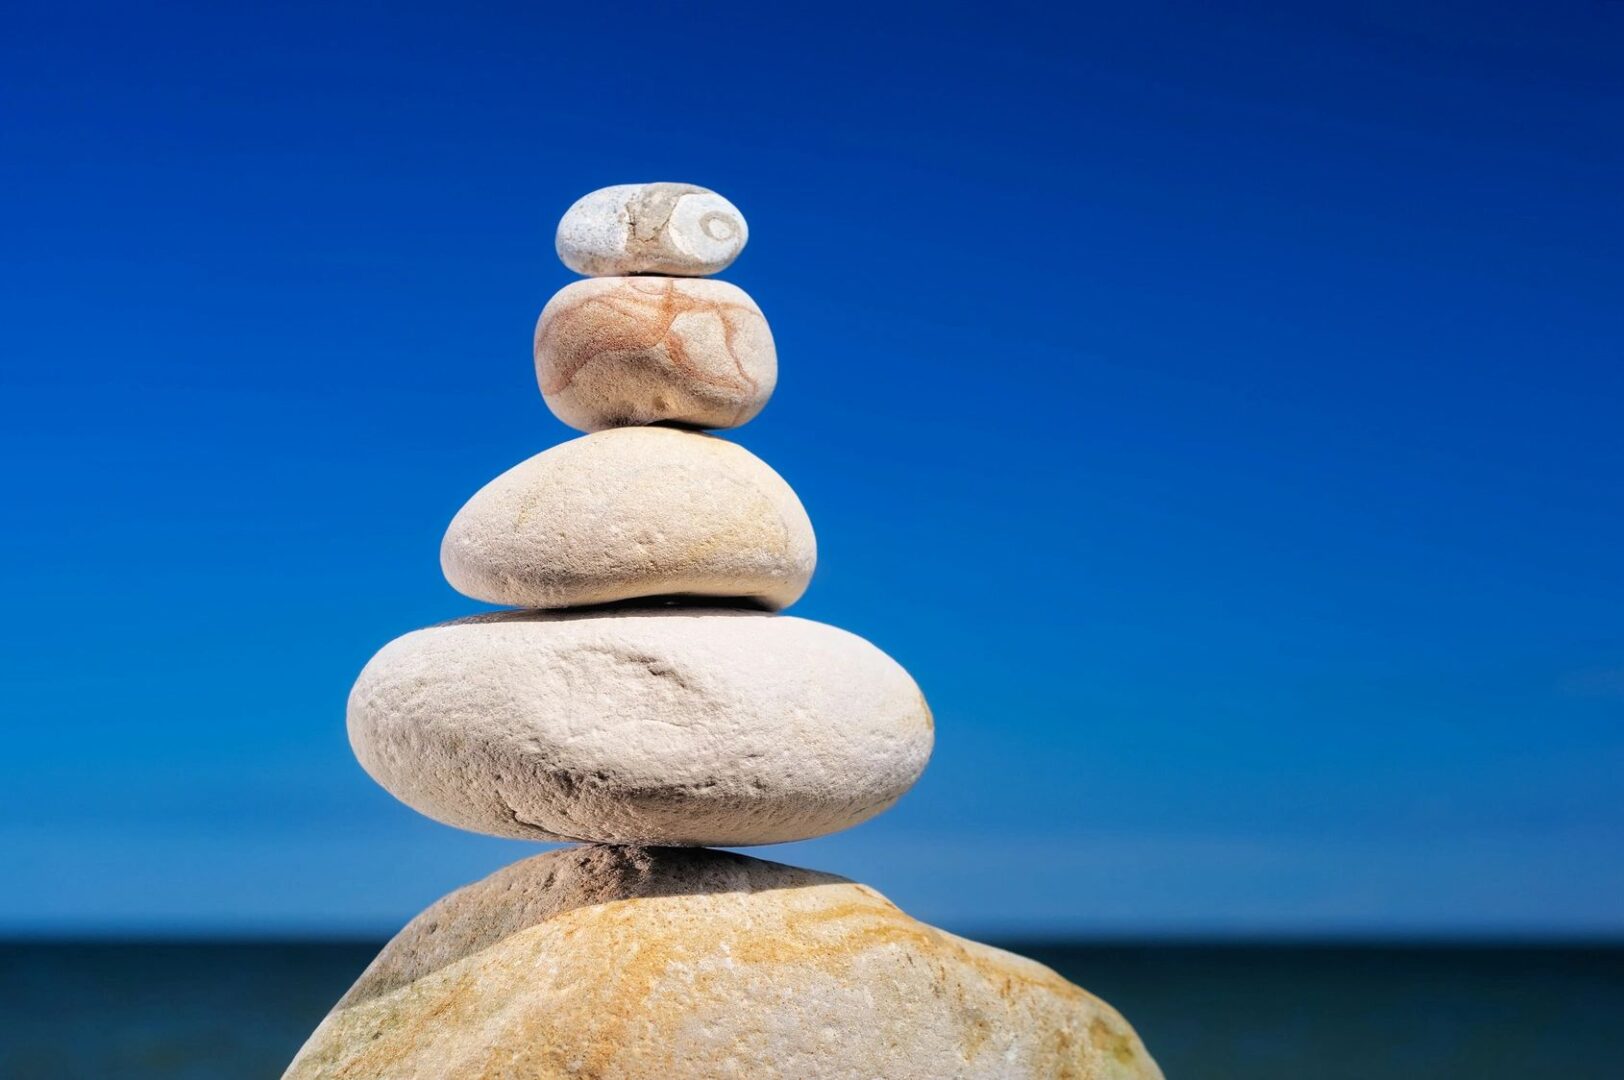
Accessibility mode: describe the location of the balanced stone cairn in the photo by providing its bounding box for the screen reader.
[287,183,1162,1079]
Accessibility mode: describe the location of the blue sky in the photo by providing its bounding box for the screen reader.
[2,2,1621,937]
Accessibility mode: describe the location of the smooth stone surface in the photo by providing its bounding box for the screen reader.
[535,276,776,431]
[347,609,933,845]
[556,182,748,277]
[285,847,1163,1080]
[441,428,814,610]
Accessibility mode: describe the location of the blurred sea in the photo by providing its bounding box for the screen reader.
[1,941,1620,1078]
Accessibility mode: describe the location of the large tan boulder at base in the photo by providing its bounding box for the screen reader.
[441,428,814,611]
[284,847,1163,1080]
[348,609,933,846]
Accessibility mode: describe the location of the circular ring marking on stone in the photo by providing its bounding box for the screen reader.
[700,211,738,242]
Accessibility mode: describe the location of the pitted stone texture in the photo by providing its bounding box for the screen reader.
[347,609,932,845]
[285,847,1164,1080]
[535,276,776,431]
[556,182,748,277]
[441,428,814,610]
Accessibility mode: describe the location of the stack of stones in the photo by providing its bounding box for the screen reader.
[287,183,1161,1079]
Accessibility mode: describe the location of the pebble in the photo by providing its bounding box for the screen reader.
[556,182,748,277]
[346,609,934,846]
[535,276,776,431]
[441,427,813,610]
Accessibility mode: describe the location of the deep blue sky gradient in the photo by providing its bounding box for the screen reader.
[3,2,1621,936]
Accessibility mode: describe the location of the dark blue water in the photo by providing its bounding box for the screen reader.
[1,942,1620,1078]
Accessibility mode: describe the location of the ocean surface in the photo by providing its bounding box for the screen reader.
[1,942,1620,1078]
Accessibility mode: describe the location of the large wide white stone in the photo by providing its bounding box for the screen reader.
[556,182,748,277]
[348,609,933,845]
[534,276,776,431]
[440,428,814,610]
[285,847,1163,1080]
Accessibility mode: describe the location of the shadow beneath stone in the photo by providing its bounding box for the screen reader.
[338,846,844,1009]
[444,597,777,628]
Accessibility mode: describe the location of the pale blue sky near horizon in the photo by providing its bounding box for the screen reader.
[2,2,1622,938]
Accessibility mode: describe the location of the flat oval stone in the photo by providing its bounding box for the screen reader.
[441,428,814,610]
[347,610,934,846]
[535,276,776,431]
[555,182,748,276]
[285,847,1164,1080]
